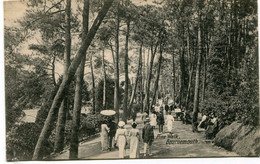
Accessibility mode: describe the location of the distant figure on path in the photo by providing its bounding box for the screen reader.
[107,117,117,151]
[150,111,157,129]
[198,112,209,129]
[142,111,149,122]
[132,109,137,122]
[205,113,219,139]
[165,104,169,115]
[129,122,140,158]
[166,112,174,133]
[142,118,154,157]
[115,121,127,158]
[100,120,109,151]
[156,110,164,133]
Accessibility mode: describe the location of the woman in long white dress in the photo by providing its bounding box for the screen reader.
[115,121,127,158]
[166,112,174,133]
[129,123,140,158]
[101,121,110,151]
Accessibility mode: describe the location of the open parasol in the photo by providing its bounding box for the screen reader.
[100,110,116,116]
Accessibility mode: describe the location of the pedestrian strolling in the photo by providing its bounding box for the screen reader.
[156,110,164,133]
[142,118,154,157]
[115,121,127,158]
[129,122,140,158]
[166,112,174,133]
[107,117,117,151]
[165,104,169,115]
[100,120,109,151]
[150,111,157,129]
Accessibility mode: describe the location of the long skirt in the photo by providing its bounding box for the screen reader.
[101,133,109,150]
[117,135,126,158]
[129,136,139,158]
[167,121,173,132]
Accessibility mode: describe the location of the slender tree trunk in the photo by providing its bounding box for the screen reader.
[114,1,120,122]
[192,15,202,132]
[54,0,71,153]
[69,0,89,159]
[32,0,114,160]
[150,44,163,109]
[140,48,144,113]
[143,32,162,113]
[185,62,194,110]
[179,44,186,107]
[143,45,157,114]
[123,19,130,122]
[52,56,56,86]
[102,48,106,110]
[90,53,96,113]
[129,42,142,113]
[201,33,208,101]
[172,51,175,104]
[185,29,194,110]
[142,48,148,112]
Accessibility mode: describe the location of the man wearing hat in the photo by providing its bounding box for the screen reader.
[142,118,154,157]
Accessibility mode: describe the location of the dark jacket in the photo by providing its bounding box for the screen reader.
[142,124,154,144]
[156,113,164,125]
[108,121,117,137]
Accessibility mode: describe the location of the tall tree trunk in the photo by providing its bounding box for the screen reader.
[185,62,194,110]
[69,0,89,159]
[192,15,202,133]
[150,44,163,109]
[123,19,130,122]
[32,0,114,160]
[201,33,208,101]
[129,42,142,113]
[179,43,186,107]
[114,1,120,122]
[140,48,145,113]
[172,51,175,104]
[185,29,194,110]
[52,55,56,86]
[102,48,106,110]
[142,48,148,112]
[54,0,71,153]
[143,45,157,114]
[90,53,96,113]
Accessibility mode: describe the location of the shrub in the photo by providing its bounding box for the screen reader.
[6,123,53,161]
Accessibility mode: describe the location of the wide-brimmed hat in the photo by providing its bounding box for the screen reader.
[118,121,125,127]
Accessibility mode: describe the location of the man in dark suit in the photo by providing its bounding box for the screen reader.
[107,117,117,151]
[142,118,154,157]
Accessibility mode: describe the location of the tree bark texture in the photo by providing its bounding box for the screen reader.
[69,0,89,159]
[102,48,106,110]
[123,19,130,122]
[114,1,120,123]
[54,0,71,153]
[128,42,142,114]
[150,44,163,110]
[192,16,202,132]
[90,53,96,113]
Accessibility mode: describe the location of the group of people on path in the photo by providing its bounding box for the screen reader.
[100,116,155,158]
[144,108,175,134]
[100,103,178,159]
[198,112,219,139]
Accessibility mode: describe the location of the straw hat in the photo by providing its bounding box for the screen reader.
[118,121,125,127]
